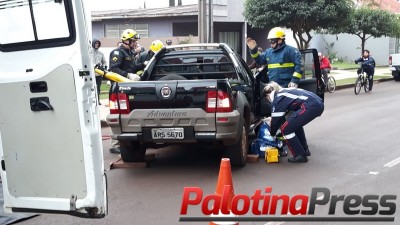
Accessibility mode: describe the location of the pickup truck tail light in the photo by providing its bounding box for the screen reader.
[109,93,130,114]
[206,90,233,113]
[389,56,392,65]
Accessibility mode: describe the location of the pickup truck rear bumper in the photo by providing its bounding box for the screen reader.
[107,110,242,144]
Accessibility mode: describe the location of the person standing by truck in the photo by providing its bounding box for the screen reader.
[246,27,303,88]
[91,39,107,105]
[355,49,375,92]
[108,29,145,154]
[109,29,145,82]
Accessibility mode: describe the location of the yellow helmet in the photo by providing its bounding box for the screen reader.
[121,29,140,41]
[149,40,164,53]
[267,27,285,39]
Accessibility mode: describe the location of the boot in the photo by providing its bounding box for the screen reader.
[288,155,308,163]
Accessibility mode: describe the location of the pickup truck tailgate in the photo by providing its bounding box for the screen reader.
[111,80,218,133]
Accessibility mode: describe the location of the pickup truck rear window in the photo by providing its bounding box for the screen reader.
[151,54,238,80]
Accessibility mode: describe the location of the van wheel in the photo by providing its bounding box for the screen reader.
[120,141,146,162]
[225,123,248,167]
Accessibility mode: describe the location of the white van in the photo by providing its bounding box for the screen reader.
[0,0,107,217]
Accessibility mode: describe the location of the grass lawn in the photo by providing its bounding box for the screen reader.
[100,82,110,100]
[331,62,358,69]
[335,75,390,86]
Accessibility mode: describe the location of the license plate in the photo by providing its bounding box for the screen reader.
[151,128,184,139]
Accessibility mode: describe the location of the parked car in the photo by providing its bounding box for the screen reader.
[389,53,400,81]
[106,43,324,167]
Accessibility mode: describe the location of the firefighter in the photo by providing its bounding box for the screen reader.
[247,27,303,88]
[263,81,324,163]
[136,40,164,66]
[109,29,145,81]
[108,29,145,154]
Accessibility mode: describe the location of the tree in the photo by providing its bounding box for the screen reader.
[329,7,400,54]
[243,0,353,50]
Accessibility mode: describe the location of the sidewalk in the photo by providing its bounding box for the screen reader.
[330,67,391,80]
[97,67,394,125]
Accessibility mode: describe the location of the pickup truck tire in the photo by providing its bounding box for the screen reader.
[120,141,146,162]
[158,74,187,80]
[392,71,400,81]
[225,123,248,167]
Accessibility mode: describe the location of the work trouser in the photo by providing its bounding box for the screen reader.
[357,68,374,91]
[95,75,102,103]
[280,103,324,157]
[321,68,331,84]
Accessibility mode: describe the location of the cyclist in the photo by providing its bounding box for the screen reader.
[318,52,331,84]
[355,49,375,92]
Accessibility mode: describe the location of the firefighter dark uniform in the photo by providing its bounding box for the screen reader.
[269,88,324,162]
[249,27,303,88]
[109,46,144,78]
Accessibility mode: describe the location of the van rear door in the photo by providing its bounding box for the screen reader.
[0,0,106,217]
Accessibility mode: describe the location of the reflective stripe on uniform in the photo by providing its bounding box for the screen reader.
[284,132,296,140]
[293,72,302,79]
[251,51,260,58]
[272,112,286,117]
[268,63,295,69]
[277,92,308,100]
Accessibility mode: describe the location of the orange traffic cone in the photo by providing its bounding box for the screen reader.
[210,158,239,225]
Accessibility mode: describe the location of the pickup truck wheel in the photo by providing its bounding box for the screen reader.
[120,141,146,162]
[393,71,400,81]
[158,74,187,80]
[225,124,248,167]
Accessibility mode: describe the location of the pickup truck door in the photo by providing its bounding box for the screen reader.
[0,0,106,218]
[299,49,325,101]
[253,48,324,117]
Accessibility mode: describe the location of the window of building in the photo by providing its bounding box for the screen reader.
[105,24,148,38]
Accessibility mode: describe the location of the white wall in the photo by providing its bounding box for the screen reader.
[310,34,389,65]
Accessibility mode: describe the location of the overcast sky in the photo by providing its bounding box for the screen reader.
[88,0,198,11]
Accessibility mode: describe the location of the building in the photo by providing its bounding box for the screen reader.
[91,0,273,64]
[91,0,400,65]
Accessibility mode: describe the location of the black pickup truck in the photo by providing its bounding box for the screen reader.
[106,43,324,167]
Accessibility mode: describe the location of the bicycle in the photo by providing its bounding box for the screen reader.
[354,68,370,95]
[326,75,336,93]
[322,70,336,93]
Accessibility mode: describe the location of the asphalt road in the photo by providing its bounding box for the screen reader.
[18,81,400,225]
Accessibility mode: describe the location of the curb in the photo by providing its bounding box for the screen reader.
[335,77,394,90]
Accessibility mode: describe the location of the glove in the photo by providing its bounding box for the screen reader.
[288,82,298,88]
[246,37,257,51]
[354,60,358,64]
[127,73,141,81]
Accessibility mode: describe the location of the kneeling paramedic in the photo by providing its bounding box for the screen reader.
[263,82,324,163]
